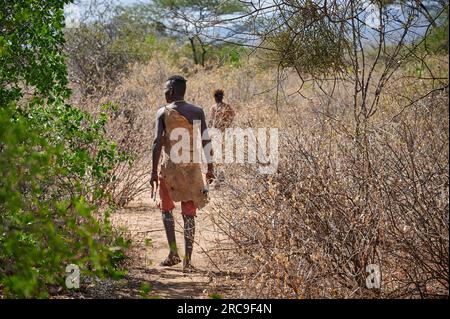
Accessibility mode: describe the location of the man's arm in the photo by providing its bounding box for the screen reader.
[151,108,164,175]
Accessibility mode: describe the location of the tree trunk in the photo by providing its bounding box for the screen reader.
[189,37,199,65]
[197,36,207,67]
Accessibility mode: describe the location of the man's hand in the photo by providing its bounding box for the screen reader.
[206,170,215,184]
[150,172,158,198]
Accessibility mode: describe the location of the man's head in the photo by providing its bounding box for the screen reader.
[213,89,224,103]
[165,75,187,103]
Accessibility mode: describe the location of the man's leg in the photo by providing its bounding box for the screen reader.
[159,177,181,266]
[161,210,181,266]
[181,201,197,272]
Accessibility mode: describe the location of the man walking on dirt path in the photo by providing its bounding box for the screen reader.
[150,75,215,272]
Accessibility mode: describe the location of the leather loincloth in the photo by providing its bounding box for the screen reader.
[160,107,207,209]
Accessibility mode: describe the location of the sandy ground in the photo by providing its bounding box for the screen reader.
[76,191,238,299]
[111,196,219,299]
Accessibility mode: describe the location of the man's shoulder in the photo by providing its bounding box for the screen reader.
[184,102,205,114]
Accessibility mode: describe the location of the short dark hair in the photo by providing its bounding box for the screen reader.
[213,88,224,97]
[213,88,224,101]
[167,75,187,96]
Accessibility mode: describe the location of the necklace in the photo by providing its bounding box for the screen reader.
[173,100,185,104]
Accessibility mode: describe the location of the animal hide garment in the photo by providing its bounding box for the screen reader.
[160,106,207,209]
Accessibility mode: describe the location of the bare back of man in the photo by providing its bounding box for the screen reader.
[155,102,208,136]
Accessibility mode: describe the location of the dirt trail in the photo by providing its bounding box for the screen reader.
[106,194,233,299]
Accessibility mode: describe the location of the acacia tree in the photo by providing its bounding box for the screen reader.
[145,0,248,65]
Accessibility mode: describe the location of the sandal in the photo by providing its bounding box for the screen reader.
[160,254,181,267]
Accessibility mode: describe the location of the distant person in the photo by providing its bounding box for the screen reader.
[150,75,214,272]
[208,89,236,131]
[208,89,235,187]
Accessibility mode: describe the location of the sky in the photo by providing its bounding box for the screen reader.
[64,0,433,44]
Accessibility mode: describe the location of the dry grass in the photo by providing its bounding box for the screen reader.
[209,60,448,298]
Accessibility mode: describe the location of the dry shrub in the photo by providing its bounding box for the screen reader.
[209,65,449,298]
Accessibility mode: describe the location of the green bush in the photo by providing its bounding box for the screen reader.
[208,44,248,67]
[0,0,130,298]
